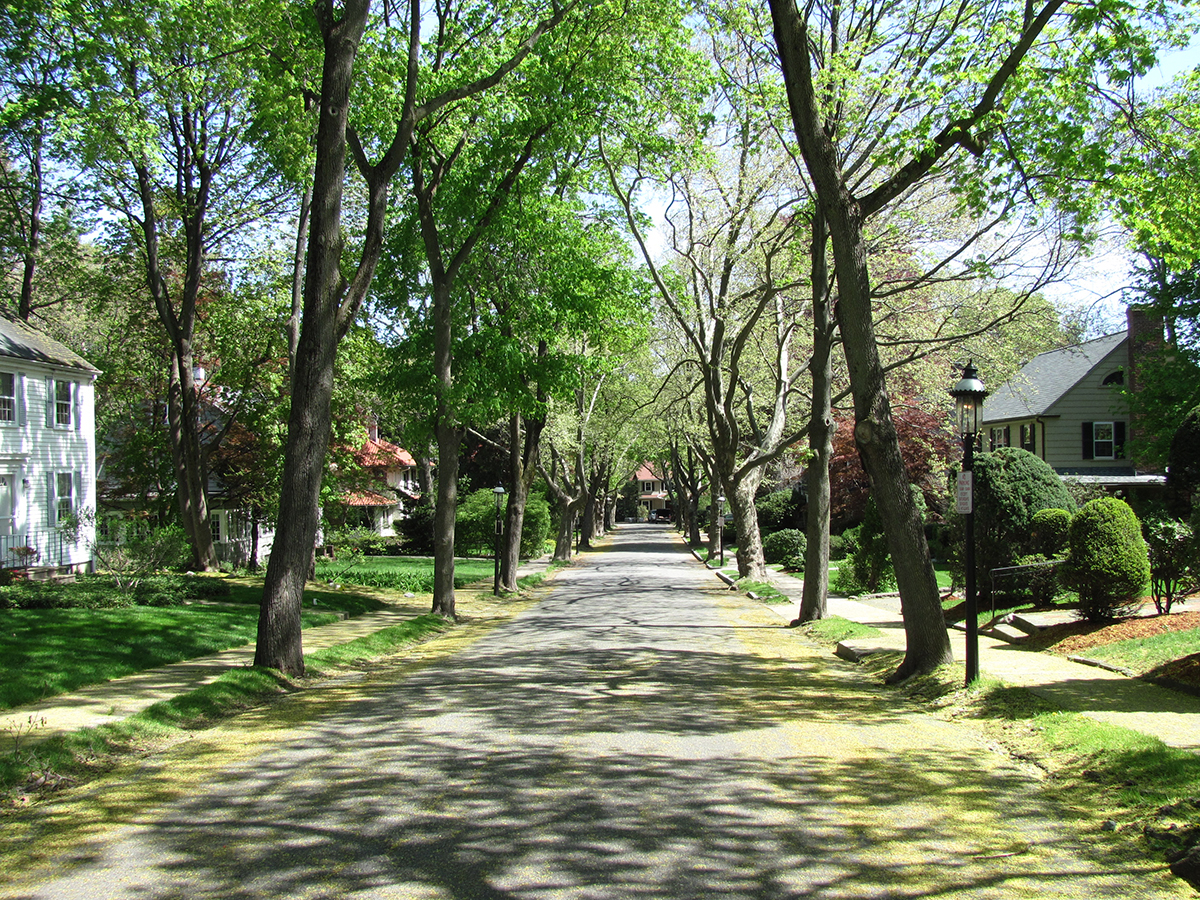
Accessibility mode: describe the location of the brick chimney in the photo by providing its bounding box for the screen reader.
[1126,304,1163,396]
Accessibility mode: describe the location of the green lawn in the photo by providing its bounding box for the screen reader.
[0,604,339,710]
[1083,626,1200,675]
[313,555,495,592]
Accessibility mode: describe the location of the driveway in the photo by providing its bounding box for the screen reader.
[2,525,1186,898]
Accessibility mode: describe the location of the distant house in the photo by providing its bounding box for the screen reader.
[0,312,100,573]
[632,463,671,518]
[331,424,420,535]
[980,306,1165,494]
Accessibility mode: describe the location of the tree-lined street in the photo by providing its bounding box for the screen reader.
[4,526,1186,898]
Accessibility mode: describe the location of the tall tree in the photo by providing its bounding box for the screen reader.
[257,0,586,671]
[767,0,1180,679]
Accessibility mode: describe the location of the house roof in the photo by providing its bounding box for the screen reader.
[981,330,1126,423]
[355,438,416,469]
[0,311,100,375]
[342,489,398,507]
[634,463,664,482]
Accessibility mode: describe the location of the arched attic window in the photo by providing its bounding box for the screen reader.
[1102,370,1125,386]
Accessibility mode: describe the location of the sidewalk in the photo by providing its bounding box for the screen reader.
[757,567,1200,752]
[2,556,555,745]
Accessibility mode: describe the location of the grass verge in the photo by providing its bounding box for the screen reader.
[0,605,341,711]
[0,613,454,800]
[843,649,1200,883]
[797,615,885,645]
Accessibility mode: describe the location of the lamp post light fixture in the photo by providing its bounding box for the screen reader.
[716,495,727,566]
[950,360,987,686]
[493,483,506,596]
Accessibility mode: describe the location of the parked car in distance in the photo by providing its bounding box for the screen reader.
[652,509,673,522]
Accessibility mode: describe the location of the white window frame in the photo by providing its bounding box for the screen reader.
[1093,422,1115,460]
[0,372,15,424]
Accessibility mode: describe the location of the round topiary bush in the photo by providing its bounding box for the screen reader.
[1062,497,1150,621]
[951,447,1076,603]
[762,528,806,568]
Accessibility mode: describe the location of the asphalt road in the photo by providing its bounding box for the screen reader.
[3,525,1188,898]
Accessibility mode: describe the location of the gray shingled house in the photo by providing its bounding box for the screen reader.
[979,306,1165,494]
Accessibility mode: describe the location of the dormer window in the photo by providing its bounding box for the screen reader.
[1102,370,1124,386]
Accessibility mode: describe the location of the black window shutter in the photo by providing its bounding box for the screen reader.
[1115,421,1126,459]
[1004,425,1011,447]
[1082,422,1094,459]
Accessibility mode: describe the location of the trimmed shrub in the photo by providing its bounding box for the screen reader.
[950,448,1075,603]
[1028,507,1071,558]
[1062,497,1150,621]
[762,528,806,569]
[1013,554,1061,605]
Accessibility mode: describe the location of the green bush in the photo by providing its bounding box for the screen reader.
[1012,554,1061,605]
[1029,507,1071,558]
[455,489,500,557]
[832,497,895,594]
[757,489,801,535]
[762,529,806,568]
[950,448,1075,603]
[520,494,551,559]
[396,502,435,554]
[1144,517,1194,615]
[828,533,848,561]
[1062,497,1150,621]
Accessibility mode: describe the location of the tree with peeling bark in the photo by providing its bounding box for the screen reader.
[766,0,1182,679]
[606,42,812,581]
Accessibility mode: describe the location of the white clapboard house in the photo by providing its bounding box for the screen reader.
[0,312,99,574]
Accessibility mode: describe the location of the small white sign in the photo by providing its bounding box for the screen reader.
[956,471,973,514]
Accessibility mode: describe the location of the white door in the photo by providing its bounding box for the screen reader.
[0,475,11,536]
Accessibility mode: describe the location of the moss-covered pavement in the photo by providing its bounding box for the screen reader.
[754,565,1200,753]
[0,526,1190,897]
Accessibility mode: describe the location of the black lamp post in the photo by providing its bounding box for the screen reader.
[492,483,506,596]
[716,494,726,566]
[950,360,987,686]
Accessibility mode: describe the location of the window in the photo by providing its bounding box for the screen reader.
[55,380,71,426]
[57,472,73,522]
[988,426,1010,452]
[1082,421,1125,460]
[1102,370,1124,386]
[642,481,654,493]
[1020,423,1036,453]
[0,373,13,423]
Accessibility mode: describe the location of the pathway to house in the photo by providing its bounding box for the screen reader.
[2,525,1188,898]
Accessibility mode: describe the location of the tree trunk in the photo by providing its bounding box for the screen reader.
[432,420,461,617]
[799,211,833,623]
[431,270,460,617]
[730,472,766,580]
[771,0,951,681]
[257,0,369,674]
[500,410,544,591]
